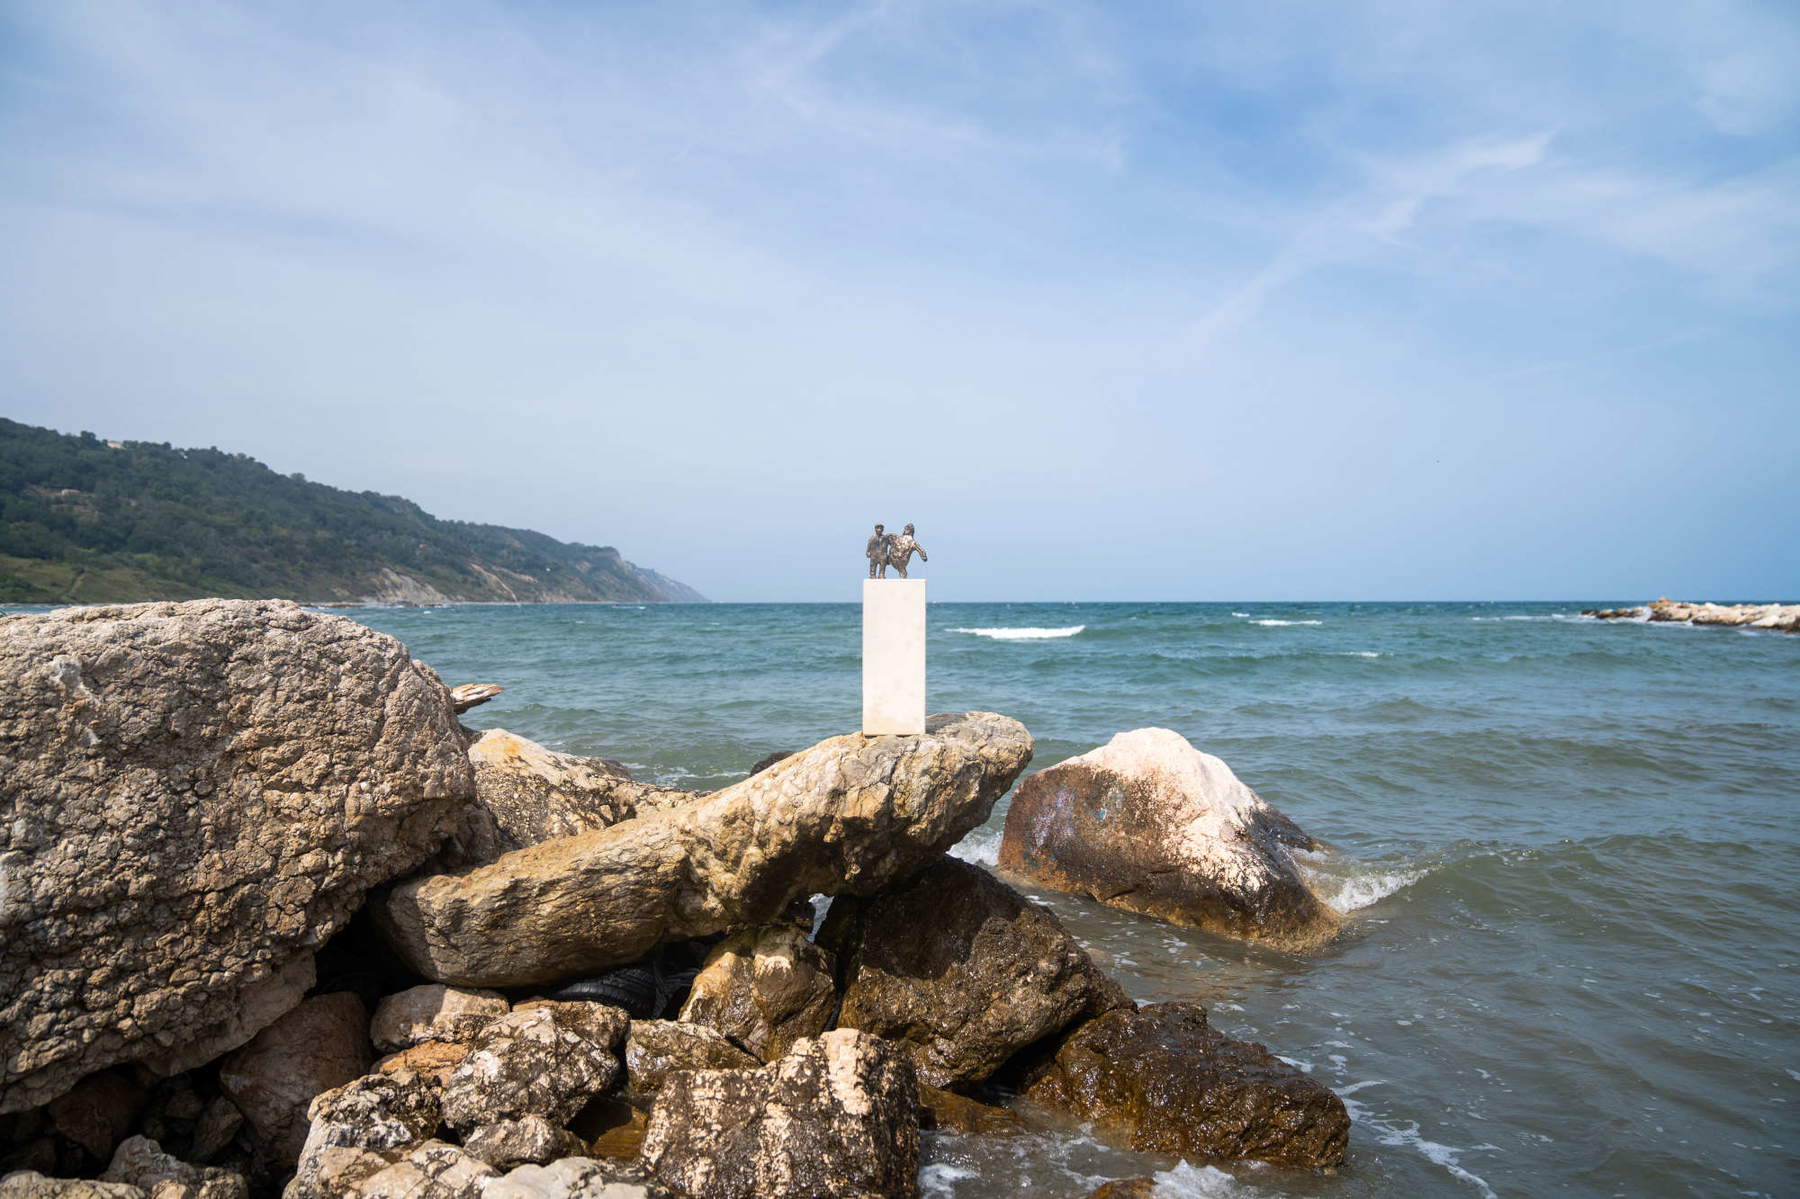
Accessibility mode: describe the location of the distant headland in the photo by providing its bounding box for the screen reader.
[0,418,705,606]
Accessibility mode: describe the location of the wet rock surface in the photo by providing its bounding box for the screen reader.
[677,926,835,1062]
[375,712,1033,987]
[820,857,1129,1088]
[1021,1003,1350,1169]
[0,599,473,1113]
[621,1024,756,1096]
[999,728,1338,950]
[641,1029,920,1199]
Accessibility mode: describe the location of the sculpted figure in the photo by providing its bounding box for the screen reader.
[887,523,928,578]
[866,523,890,578]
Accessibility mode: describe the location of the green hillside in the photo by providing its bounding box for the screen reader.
[0,418,705,605]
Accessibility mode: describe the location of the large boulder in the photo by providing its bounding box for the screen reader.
[641,1030,919,1199]
[0,600,474,1113]
[1021,1003,1350,1169]
[819,857,1129,1088]
[375,713,1033,987]
[999,729,1338,950]
[676,926,835,1062]
[217,992,372,1169]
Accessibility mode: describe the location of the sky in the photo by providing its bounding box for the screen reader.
[1,1,1796,602]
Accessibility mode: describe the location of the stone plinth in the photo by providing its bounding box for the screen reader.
[862,579,926,734]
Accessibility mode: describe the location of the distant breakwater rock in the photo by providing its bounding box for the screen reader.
[1,598,1351,1195]
[1584,598,1800,633]
[998,728,1340,951]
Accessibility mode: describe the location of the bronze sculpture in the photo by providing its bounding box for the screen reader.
[865,523,927,578]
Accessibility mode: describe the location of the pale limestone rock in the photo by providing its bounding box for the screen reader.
[375,713,1033,987]
[285,1140,495,1199]
[0,600,473,1113]
[371,987,508,1053]
[1000,728,1338,950]
[286,1072,442,1199]
[0,1174,144,1198]
[622,1023,756,1096]
[100,1137,245,1199]
[217,993,371,1168]
[461,1117,586,1170]
[678,927,835,1062]
[440,1007,624,1133]
[641,1030,919,1199]
[480,1158,672,1199]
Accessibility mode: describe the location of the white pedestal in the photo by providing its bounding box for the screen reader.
[862,579,926,735]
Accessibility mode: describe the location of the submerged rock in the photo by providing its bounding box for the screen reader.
[376,712,1033,987]
[1021,1003,1349,1169]
[820,857,1129,1088]
[677,926,835,1062]
[916,1087,1024,1136]
[999,729,1338,950]
[641,1029,920,1199]
[0,599,473,1114]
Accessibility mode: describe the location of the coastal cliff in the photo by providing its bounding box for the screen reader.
[0,419,704,605]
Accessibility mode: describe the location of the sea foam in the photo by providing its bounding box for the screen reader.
[1251,618,1323,626]
[946,625,1085,640]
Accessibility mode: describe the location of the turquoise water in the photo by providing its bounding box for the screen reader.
[345,600,1799,1197]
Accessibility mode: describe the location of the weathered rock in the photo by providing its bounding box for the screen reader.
[286,1072,444,1199]
[916,1087,1023,1136]
[376,712,1033,987]
[460,730,694,857]
[745,752,794,778]
[217,992,372,1168]
[677,927,835,1062]
[1021,1003,1349,1169]
[371,986,508,1052]
[642,1029,919,1199]
[480,1158,673,1199]
[0,1174,144,1198]
[286,1140,495,1199]
[461,1117,586,1169]
[374,1042,470,1088]
[819,857,1129,1088]
[101,1137,246,1199]
[622,1023,757,1096]
[1083,1181,1156,1199]
[185,1099,243,1164]
[449,685,504,714]
[1643,598,1800,632]
[440,1006,625,1133]
[999,729,1338,950]
[46,1070,147,1161]
[0,599,473,1113]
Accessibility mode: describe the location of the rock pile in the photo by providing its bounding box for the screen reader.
[1,599,1353,1198]
[1584,598,1800,632]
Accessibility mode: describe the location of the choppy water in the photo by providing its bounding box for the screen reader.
[342,600,1798,1197]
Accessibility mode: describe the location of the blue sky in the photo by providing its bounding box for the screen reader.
[2,1,1796,601]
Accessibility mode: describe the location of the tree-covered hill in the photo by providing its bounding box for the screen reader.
[0,418,705,605]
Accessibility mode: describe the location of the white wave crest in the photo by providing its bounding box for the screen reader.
[1152,1161,1254,1196]
[1251,618,1323,626]
[947,625,1085,640]
[1230,611,1250,618]
[1333,651,1383,658]
[1296,849,1425,912]
[949,827,1001,866]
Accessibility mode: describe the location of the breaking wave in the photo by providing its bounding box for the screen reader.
[947,626,1085,640]
[1251,618,1323,626]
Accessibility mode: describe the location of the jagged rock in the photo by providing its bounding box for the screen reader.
[285,1072,444,1199]
[999,729,1339,950]
[916,1087,1023,1136]
[461,1117,586,1169]
[677,927,835,1062]
[819,857,1129,1088]
[376,713,1033,987]
[186,1099,243,1164]
[1021,1003,1349,1169]
[374,1042,470,1088]
[745,752,794,777]
[1084,1181,1156,1199]
[440,1006,625,1133]
[286,1140,495,1199]
[449,685,504,714]
[622,1023,757,1096]
[0,599,473,1114]
[371,987,508,1053]
[0,1174,144,1198]
[100,1137,245,1199]
[641,1030,919,1199]
[217,992,372,1168]
[1643,598,1800,632]
[480,1158,673,1199]
[46,1070,146,1162]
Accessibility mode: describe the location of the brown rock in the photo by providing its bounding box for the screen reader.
[46,1070,146,1162]
[375,713,1033,988]
[677,926,835,1062]
[217,992,372,1168]
[1000,729,1339,951]
[1083,1181,1156,1199]
[622,1023,757,1096]
[186,1099,243,1164]
[916,1087,1023,1136]
[641,1030,919,1199]
[448,684,503,714]
[460,1117,586,1169]
[439,1006,625,1133]
[819,857,1130,1088]
[100,1137,246,1199]
[1021,1003,1349,1169]
[0,599,473,1114]
[374,1042,470,1088]
[371,986,508,1053]
[575,1100,649,1160]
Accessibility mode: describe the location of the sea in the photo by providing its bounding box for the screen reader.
[341,600,1793,1196]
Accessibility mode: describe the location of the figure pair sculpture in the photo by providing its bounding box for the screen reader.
[865,523,928,578]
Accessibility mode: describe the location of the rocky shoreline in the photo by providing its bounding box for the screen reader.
[1582,597,1800,633]
[2,600,1350,1198]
